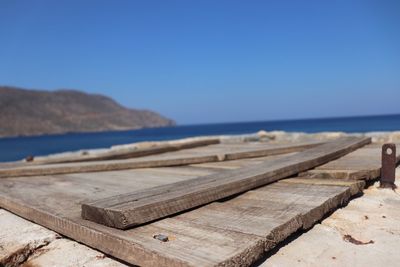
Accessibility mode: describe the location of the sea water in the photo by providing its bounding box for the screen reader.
[1,114,399,162]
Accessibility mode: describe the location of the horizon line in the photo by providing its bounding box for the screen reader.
[178,113,400,127]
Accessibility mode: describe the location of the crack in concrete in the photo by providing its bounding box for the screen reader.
[1,239,54,267]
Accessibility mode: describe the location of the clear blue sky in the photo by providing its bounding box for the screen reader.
[1,0,399,124]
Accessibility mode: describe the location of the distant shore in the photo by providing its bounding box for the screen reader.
[1,120,400,162]
[1,112,400,139]
[0,86,175,138]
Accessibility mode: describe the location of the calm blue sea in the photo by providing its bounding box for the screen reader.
[1,114,400,162]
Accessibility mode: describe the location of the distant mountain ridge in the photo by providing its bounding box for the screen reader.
[0,86,175,137]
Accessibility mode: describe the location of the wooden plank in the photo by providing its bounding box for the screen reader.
[223,141,321,160]
[82,136,370,229]
[299,169,381,180]
[299,143,400,180]
[279,177,365,195]
[0,173,364,267]
[176,180,364,241]
[190,153,298,170]
[0,138,220,168]
[0,141,324,178]
[38,138,221,164]
[130,218,265,266]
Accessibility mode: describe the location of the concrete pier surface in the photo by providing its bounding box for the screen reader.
[260,167,400,267]
[1,131,399,266]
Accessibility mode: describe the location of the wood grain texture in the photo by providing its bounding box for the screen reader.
[0,173,364,267]
[0,141,323,178]
[35,138,221,164]
[299,143,400,180]
[0,139,377,266]
[82,136,370,229]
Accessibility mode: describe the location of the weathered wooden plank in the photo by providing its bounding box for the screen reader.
[299,169,381,180]
[0,138,221,169]
[176,180,364,242]
[0,154,220,178]
[223,141,321,160]
[190,153,298,170]
[82,136,370,229]
[0,141,323,178]
[130,218,265,266]
[279,177,365,195]
[0,173,364,267]
[38,138,221,164]
[299,143,400,180]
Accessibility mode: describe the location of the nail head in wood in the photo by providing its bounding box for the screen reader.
[153,234,169,242]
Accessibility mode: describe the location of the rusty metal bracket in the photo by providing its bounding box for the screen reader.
[380,143,396,189]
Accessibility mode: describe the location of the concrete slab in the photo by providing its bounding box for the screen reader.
[260,167,400,267]
[0,209,59,266]
[0,208,127,267]
[21,239,127,267]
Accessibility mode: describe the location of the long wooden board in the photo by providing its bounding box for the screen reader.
[299,143,400,180]
[0,138,220,169]
[0,172,365,267]
[82,136,370,229]
[0,141,323,178]
[35,138,221,164]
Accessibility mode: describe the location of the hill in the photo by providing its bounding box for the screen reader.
[0,86,175,137]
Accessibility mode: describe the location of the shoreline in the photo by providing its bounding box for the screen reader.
[24,130,400,163]
[1,112,400,140]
